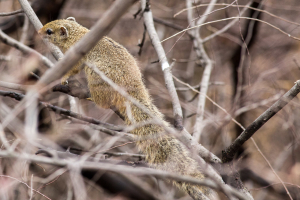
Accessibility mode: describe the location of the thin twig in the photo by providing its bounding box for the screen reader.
[153,17,185,31]
[161,16,300,43]
[175,3,300,27]
[20,15,30,44]
[175,82,224,91]
[250,138,293,200]
[0,28,53,68]
[234,93,282,116]
[0,90,122,132]
[186,0,216,141]
[202,2,252,43]
[0,9,24,16]
[18,0,64,60]
[0,175,52,200]
[173,75,244,130]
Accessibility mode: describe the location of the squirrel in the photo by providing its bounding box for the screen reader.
[38,18,213,200]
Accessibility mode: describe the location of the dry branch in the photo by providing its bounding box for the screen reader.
[141,0,183,130]
[161,16,300,43]
[222,80,300,163]
[0,28,53,68]
[186,0,215,141]
[153,17,185,31]
[202,2,252,43]
[0,9,23,17]
[0,150,249,200]
[18,0,64,60]
[0,90,122,132]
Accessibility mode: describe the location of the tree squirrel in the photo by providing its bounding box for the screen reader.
[38,18,213,200]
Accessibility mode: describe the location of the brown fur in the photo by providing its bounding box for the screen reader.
[39,19,213,199]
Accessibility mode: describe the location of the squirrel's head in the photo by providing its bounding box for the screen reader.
[38,17,84,51]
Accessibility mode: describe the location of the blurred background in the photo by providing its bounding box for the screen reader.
[0,0,300,199]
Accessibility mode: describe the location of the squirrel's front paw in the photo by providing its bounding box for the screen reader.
[61,76,69,85]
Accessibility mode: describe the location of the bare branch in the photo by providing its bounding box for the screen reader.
[0,150,249,200]
[161,17,300,43]
[250,138,293,200]
[0,175,51,200]
[175,82,224,91]
[173,76,244,132]
[52,84,90,99]
[0,90,122,132]
[202,2,252,43]
[0,55,11,61]
[153,17,185,31]
[186,0,215,141]
[0,28,54,68]
[141,0,183,130]
[18,0,64,60]
[0,9,23,17]
[234,93,282,116]
[222,80,300,163]
[0,81,27,91]
[175,3,300,27]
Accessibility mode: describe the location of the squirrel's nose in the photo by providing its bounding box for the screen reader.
[37,28,44,35]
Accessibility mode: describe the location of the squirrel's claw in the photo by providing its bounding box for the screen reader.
[61,75,69,85]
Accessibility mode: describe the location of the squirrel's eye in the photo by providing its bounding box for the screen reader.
[46,29,53,35]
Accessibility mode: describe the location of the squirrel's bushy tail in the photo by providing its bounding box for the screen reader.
[119,101,213,200]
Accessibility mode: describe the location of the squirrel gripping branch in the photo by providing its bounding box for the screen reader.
[38,17,214,200]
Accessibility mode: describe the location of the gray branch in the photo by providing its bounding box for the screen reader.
[141,0,183,130]
[0,28,53,68]
[18,0,64,60]
[0,9,23,16]
[222,80,300,163]
[0,150,249,200]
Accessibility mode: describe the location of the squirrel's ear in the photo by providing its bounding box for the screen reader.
[60,26,69,38]
[66,17,76,22]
